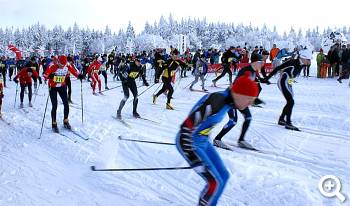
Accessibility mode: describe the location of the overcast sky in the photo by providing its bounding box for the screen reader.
[1,0,349,34]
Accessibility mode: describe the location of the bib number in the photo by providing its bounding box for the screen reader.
[53,76,65,83]
[288,78,294,85]
[129,72,138,78]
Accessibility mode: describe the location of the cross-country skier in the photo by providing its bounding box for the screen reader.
[100,54,109,90]
[213,53,264,149]
[262,49,312,131]
[176,72,259,206]
[152,49,187,110]
[43,55,83,132]
[14,67,42,108]
[25,56,40,90]
[189,54,209,91]
[116,58,149,119]
[212,47,236,86]
[87,57,103,95]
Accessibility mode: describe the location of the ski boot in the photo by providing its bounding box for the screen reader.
[133,112,141,118]
[63,119,72,130]
[213,140,230,150]
[285,123,300,131]
[28,102,33,107]
[166,103,174,110]
[202,88,208,92]
[116,110,122,119]
[278,118,286,126]
[52,122,59,133]
[152,95,157,104]
[20,102,24,108]
[238,140,255,150]
[105,86,109,90]
[212,80,217,87]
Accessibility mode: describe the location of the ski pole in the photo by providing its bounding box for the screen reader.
[32,83,41,103]
[90,165,192,172]
[100,84,122,93]
[118,135,175,145]
[39,90,50,139]
[14,82,19,108]
[80,81,84,124]
[152,82,163,95]
[137,82,157,97]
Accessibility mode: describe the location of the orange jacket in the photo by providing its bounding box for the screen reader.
[270,48,280,61]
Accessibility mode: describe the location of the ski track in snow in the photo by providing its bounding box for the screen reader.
[0,62,350,206]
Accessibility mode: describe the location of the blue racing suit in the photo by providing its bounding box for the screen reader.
[176,89,234,206]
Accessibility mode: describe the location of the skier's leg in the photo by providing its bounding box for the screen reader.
[117,82,130,116]
[57,86,69,121]
[129,80,138,113]
[238,107,252,142]
[28,84,32,103]
[20,83,25,103]
[49,87,58,123]
[214,109,237,141]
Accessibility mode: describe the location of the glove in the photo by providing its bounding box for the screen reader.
[0,93,3,98]
[13,78,18,84]
[48,73,55,79]
[77,74,84,81]
[98,71,101,75]
[144,82,149,87]
[38,77,42,84]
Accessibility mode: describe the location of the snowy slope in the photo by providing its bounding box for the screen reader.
[0,61,350,206]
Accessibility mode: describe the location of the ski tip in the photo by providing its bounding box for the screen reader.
[90,166,96,171]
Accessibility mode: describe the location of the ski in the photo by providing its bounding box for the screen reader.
[190,89,210,93]
[56,131,78,143]
[134,116,160,124]
[64,127,89,140]
[118,135,174,145]
[112,116,132,128]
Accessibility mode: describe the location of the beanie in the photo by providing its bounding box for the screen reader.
[231,71,259,97]
[58,55,67,65]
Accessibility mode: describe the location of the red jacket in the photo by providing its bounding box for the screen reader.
[87,60,102,75]
[44,63,79,88]
[15,67,39,84]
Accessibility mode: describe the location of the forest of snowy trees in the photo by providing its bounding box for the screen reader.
[1,14,350,57]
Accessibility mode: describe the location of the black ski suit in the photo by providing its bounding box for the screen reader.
[117,61,149,116]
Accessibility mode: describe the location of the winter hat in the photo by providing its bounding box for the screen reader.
[250,53,263,63]
[299,49,312,60]
[58,55,67,65]
[231,71,259,97]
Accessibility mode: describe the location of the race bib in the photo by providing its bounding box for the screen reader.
[288,78,294,85]
[129,72,138,78]
[170,70,175,77]
[53,76,65,83]
[198,67,203,72]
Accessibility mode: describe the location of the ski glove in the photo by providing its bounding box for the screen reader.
[48,73,55,79]
[77,74,84,81]
[13,78,18,84]
[144,82,149,87]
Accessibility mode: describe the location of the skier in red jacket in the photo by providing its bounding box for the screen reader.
[14,67,42,108]
[43,55,83,132]
[87,57,102,94]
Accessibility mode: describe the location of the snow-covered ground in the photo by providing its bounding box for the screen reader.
[0,60,349,206]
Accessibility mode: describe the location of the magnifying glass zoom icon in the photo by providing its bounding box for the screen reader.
[319,175,346,203]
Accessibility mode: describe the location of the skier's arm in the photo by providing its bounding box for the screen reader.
[67,64,80,78]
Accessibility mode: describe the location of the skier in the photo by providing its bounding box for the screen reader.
[100,54,109,90]
[0,56,7,87]
[25,56,40,90]
[213,53,264,149]
[189,54,209,91]
[152,49,187,110]
[87,57,103,95]
[212,46,236,86]
[116,58,149,119]
[108,51,115,74]
[176,72,259,206]
[43,55,83,132]
[13,67,42,108]
[0,73,3,116]
[262,49,312,131]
